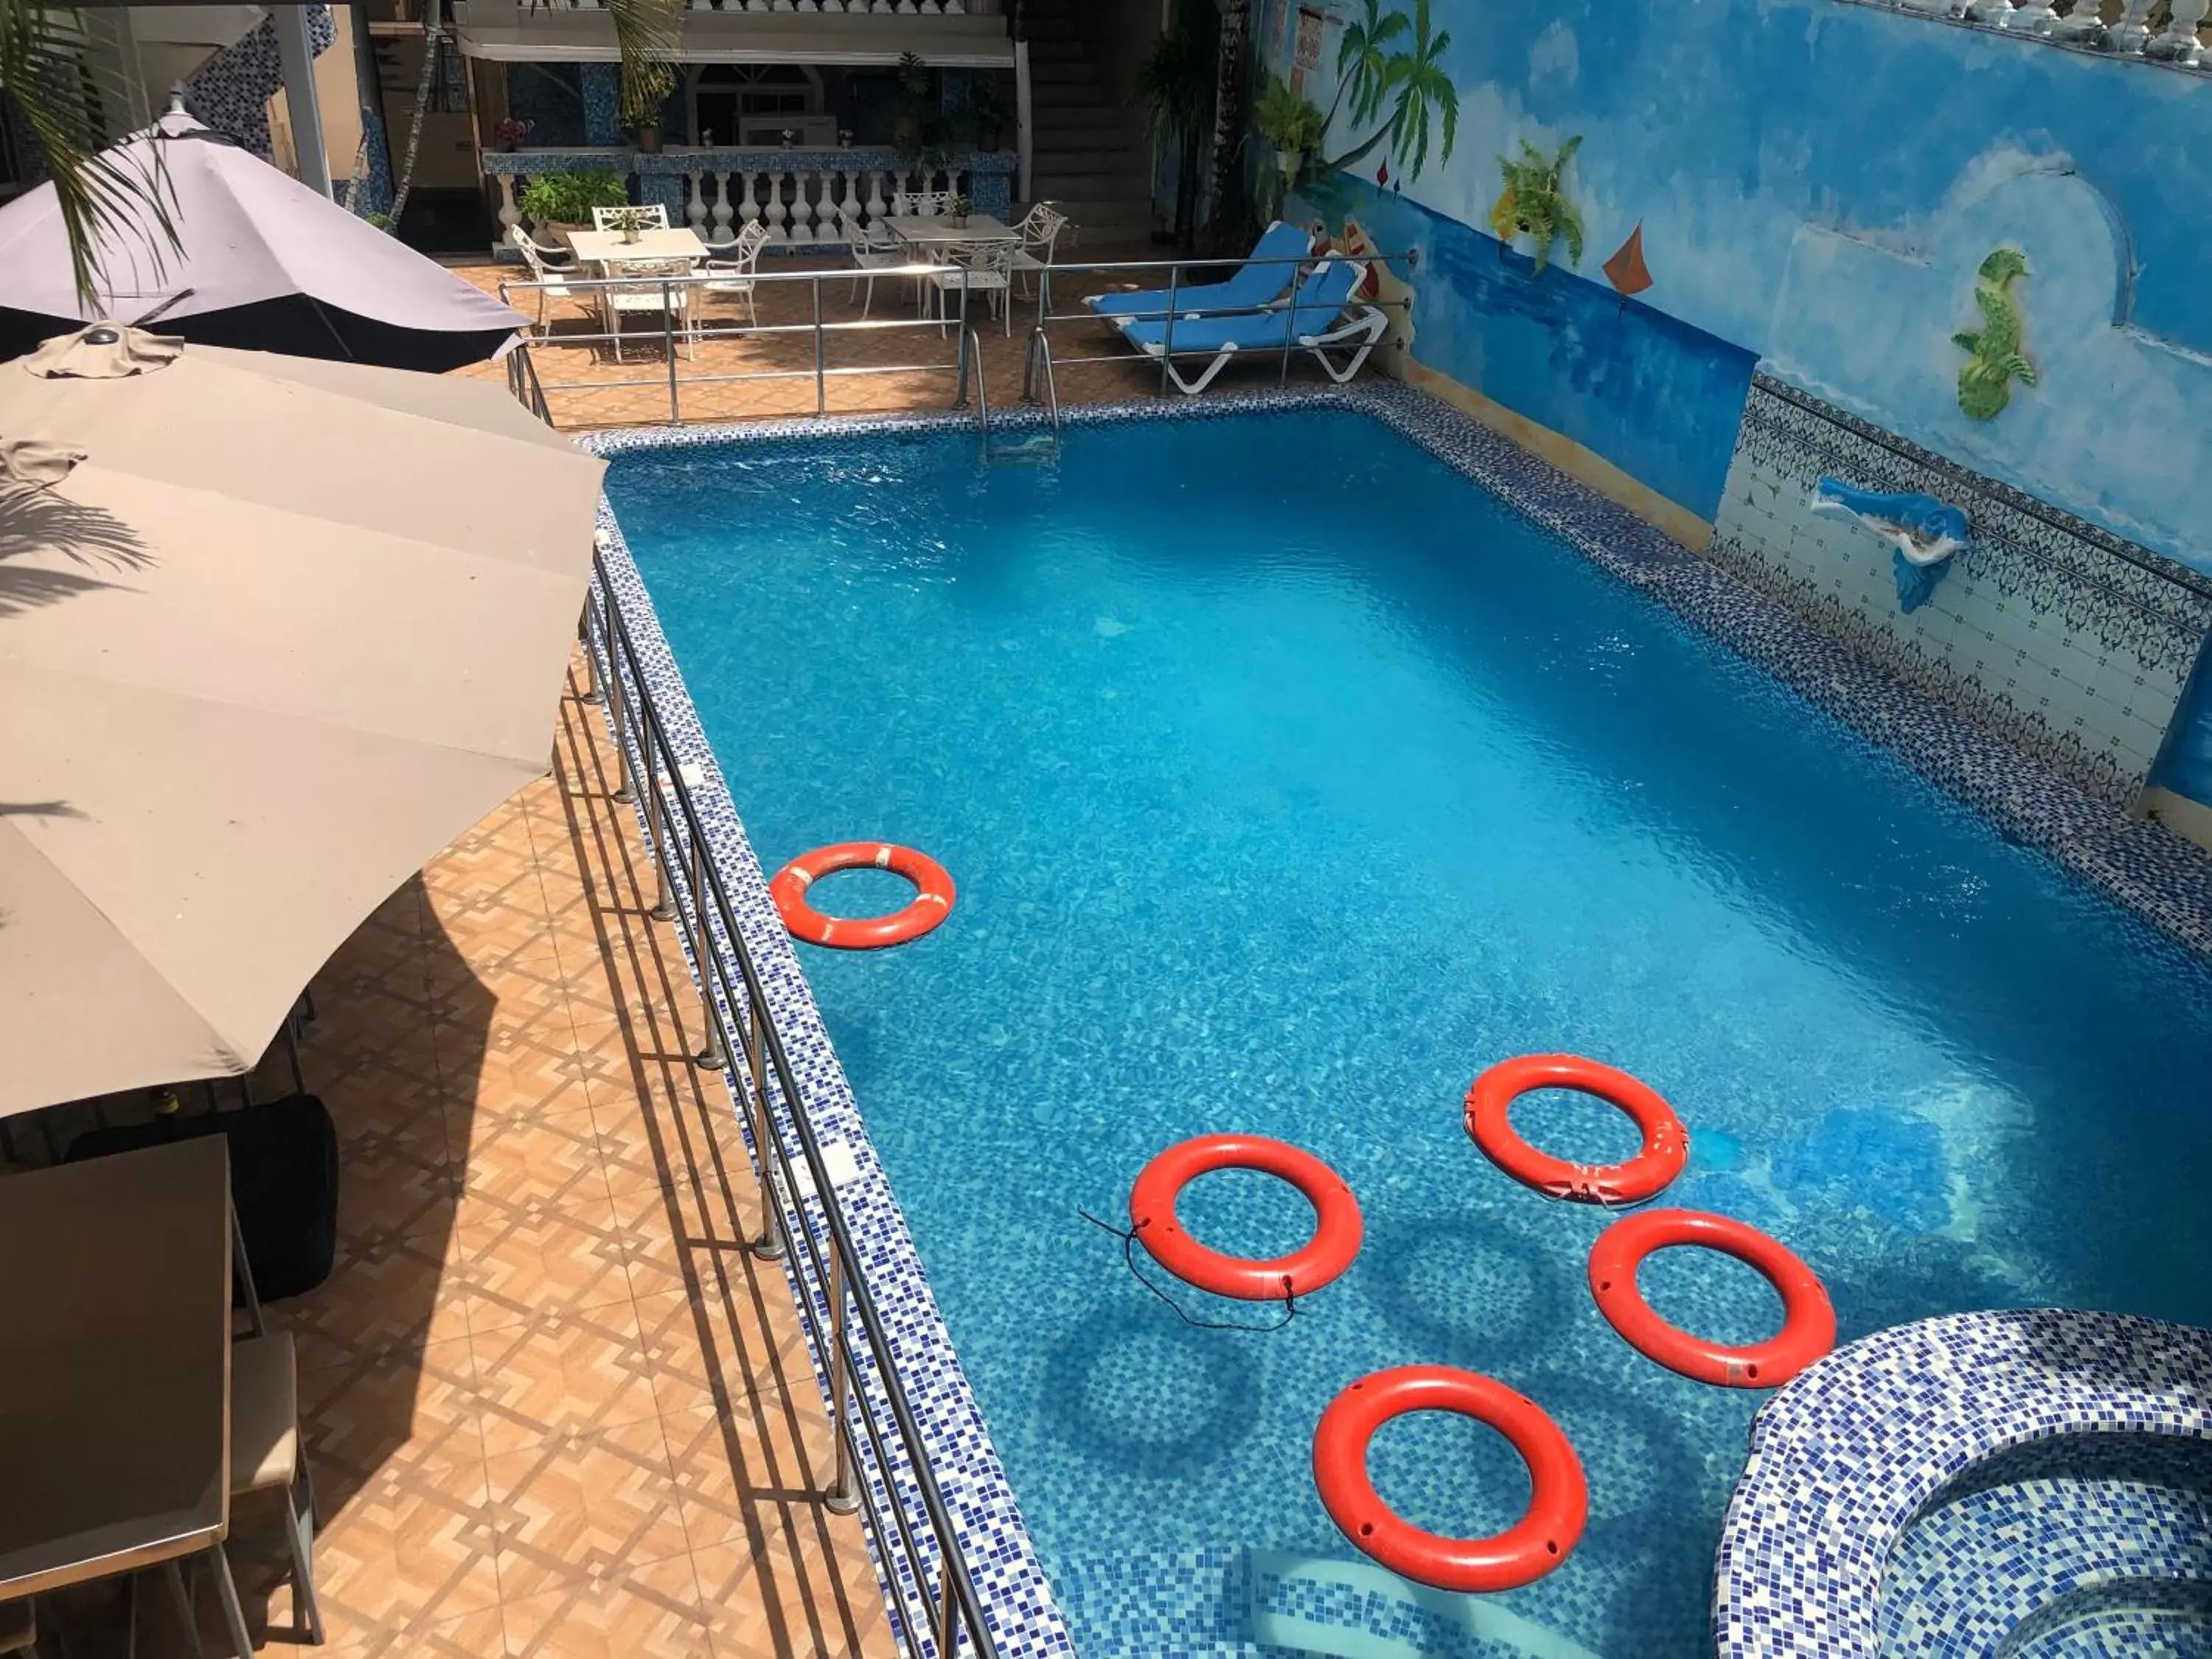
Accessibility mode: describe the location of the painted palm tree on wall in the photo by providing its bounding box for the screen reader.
[1304,0,1458,187]
[1,0,678,302]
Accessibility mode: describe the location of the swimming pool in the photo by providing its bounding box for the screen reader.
[603,403,2212,1658]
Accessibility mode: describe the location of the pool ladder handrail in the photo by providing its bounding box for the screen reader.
[1021,328,1062,446]
[579,563,1003,1659]
[962,327,990,441]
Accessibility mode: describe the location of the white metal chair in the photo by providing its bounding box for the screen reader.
[700,220,771,327]
[601,255,699,361]
[592,203,671,231]
[510,227,583,330]
[928,239,1015,335]
[893,189,954,218]
[847,212,909,317]
[1009,201,1069,299]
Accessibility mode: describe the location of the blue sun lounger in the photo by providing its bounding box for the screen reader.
[1084,221,1316,321]
[1109,257,1388,394]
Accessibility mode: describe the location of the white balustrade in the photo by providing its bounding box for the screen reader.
[685,173,709,233]
[2146,0,2207,57]
[2001,0,2056,32]
[790,170,817,242]
[738,173,760,233]
[2110,0,2155,49]
[865,170,888,223]
[495,176,521,244]
[711,173,734,240]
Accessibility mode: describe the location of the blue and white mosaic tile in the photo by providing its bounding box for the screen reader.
[1714,1309,2212,1658]
[183,4,334,161]
[1710,375,2212,806]
[574,380,2212,1659]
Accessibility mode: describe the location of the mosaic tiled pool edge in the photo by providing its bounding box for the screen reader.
[1714,1309,2212,1658]
[579,383,2212,1659]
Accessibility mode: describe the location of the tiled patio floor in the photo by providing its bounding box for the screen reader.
[452,249,1350,427]
[16,663,890,1658]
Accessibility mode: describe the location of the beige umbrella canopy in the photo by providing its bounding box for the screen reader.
[0,326,606,1117]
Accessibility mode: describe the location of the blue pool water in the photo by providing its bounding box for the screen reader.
[607,410,2212,1658]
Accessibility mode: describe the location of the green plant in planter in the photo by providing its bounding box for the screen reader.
[892,51,951,177]
[1952,247,2037,421]
[518,171,630,229]
[1252,77,1324,179]
[968,76,1010,151]
[1489,136,1583,273]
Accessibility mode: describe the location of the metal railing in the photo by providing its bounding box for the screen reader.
[498,260,987,425]
[497,246,1411,428]
[571,549,1001,1659]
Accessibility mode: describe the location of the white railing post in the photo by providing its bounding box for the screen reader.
[712,171,734,239]
[866,170,888,223]
[765,170,790,242]
[686,170,709,234]
[495,175,521,246]
[790,169,817,243]
[2002,0,2057,33]
[738,171,761,233]
[2147,0,2206,57]
[2111,0,2156,49]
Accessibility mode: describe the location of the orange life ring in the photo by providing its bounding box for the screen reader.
[1588,1208,1836,1388]
[1313,1366,1587,1593]
[770,842,956,950]
[1465,1054,1687,1204]
[1128,1135,1362,1301]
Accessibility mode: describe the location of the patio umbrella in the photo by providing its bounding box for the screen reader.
[0,101,525,372]
[0,324,605,1117]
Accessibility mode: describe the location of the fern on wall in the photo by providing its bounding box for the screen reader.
[1952,247,2037,422]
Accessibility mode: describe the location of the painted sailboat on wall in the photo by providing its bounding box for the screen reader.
[1603,222,1654,298]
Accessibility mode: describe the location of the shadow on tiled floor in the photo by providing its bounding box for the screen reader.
[29,661,888,1658]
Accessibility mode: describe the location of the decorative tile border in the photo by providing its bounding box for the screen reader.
[1714,1309,2212,1657]
[575,377,2212,1659]
[1709,375,2212,804]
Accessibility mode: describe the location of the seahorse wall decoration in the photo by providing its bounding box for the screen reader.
[1952,247,2037,422]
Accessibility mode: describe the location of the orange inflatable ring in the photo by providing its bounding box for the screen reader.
[1128,1135,1362,1301]
[1588,1208,1836,1388]
[1465,1054,1687,1204]
[770,842,955,950]
[1313,1366,1587,1593]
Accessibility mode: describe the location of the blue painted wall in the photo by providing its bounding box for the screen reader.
[1260,0,2212,568]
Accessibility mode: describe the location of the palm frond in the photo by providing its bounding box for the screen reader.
[605,0,681,128]
[0,0,178,309]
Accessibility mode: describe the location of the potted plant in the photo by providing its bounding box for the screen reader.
[948,192,973,227]
[970,76,1009,152]
[891,51,950,179]
[1251,77,1324,188]
[517,170,629,248]
[493,115,532,153]
[779,127,797,149]
[1137,0,1217,254]
[607,204,653,243]
[630,120,664,155]
[1489,136,1584,273]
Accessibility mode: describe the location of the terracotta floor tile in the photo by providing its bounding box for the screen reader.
[484,1416,695,1601]
[469,1295,662,1456]
[456,1201,633,1332]
[288,1227,473,1358]
[496,1553,714,1659]
[217,627,887,1653]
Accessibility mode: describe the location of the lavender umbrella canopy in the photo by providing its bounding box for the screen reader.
[0,105,525,372]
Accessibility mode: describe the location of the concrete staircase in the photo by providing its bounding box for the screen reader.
[1023,0,1155,246]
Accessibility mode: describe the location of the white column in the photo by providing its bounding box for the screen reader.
[2147,0,2206,56]
[686,171,709,232]
[272,4,332,198]
[2110,0,2155,49]
[790,170,817,241]
[892,168,912,209]
[712,172,734,237]
[496,175,521,247]
[2052,0,2105,38]
[865,170,888,223]
[2002,0,2057,33]
[1015,39,1034,205]
[765,170,790,240]
[738,171,762,231]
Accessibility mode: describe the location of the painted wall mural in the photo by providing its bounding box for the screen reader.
[1253,0,2212,575]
